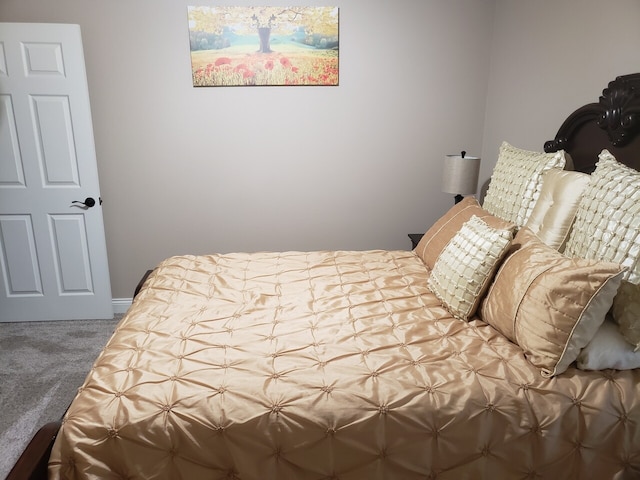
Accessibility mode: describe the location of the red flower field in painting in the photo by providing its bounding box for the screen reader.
[192,51,338,87]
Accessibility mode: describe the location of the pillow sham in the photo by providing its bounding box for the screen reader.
[563,150,640,349]
[577,320,640,370]
[428,215,514,321]
[524,169,590,252]
[479,227,625,377]
[482,141,568,227]
[414,196,516,270]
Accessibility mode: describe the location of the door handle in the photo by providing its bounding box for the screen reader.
[71,197,97,208]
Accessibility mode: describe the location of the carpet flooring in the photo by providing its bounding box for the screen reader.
[0,316,122,478]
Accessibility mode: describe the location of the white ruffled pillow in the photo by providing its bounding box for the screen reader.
[577,320,640,370]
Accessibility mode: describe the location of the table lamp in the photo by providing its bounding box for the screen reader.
[442,151,481,204]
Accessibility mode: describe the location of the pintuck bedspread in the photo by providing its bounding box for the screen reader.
[48,250,640,480]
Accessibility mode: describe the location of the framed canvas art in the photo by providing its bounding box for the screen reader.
[188,6,339,87]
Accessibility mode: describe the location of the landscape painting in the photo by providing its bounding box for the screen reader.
[188,6,339,87]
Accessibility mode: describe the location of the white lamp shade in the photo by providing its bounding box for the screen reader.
[442,154,481,195]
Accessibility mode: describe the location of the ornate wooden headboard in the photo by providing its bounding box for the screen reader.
[544,73,640,173]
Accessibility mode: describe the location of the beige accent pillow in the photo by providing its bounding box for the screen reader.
[428,215,514,321]
[563,150,640,350]
[480,228,626,377]
[482,141,568,227]
[612,281,640,350]
[414,196,516,270]
[577,320,640,370]
[524,169,590,252]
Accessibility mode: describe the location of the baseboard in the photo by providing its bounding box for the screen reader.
[112,298,133,314]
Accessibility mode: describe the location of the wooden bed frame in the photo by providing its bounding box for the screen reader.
[6,73,640,480]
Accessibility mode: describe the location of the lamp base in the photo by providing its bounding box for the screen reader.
[454,194,464,204]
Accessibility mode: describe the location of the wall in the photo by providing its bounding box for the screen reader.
[480,0,640,191]
[0,0,496,299]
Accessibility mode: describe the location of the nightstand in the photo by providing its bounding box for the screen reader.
[408,233,424,249]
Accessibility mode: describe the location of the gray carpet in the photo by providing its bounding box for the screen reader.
[0,316,122,478]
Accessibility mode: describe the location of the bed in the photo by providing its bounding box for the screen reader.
[9,73,640,480]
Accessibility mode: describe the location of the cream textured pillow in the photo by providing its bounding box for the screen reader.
[577,320,640,370]
[414,196,516,270]
[480,228,626,377]
[524,169,590,252]
[428,215,514,321]
[482,141,568,227]
[564,150,640,282]
[563,150,640,350]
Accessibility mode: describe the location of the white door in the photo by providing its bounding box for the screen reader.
[0,23,112,322]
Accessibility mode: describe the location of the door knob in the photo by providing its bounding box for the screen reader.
[71,197,96,208]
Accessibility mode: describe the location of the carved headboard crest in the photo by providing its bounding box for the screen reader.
[597,73,640,146]
[545,73,640,173]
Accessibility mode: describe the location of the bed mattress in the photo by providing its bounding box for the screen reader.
[48,250,640,479]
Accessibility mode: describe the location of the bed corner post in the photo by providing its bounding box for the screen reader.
[6,421,61,480]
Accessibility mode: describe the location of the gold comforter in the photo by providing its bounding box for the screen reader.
[49,251,640,479]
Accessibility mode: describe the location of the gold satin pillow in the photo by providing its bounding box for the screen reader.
[428,215,514,321]
[482,141,568,226]
[612,281,640,350]
[480,228,626,377]
[414,196,515,270]
[524,169,590,252]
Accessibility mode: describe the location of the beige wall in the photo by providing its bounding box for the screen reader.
[1,0,495,298]
[2,1,639,300]
[480,0,640,192]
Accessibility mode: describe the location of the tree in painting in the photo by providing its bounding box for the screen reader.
[188,6,339,86]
